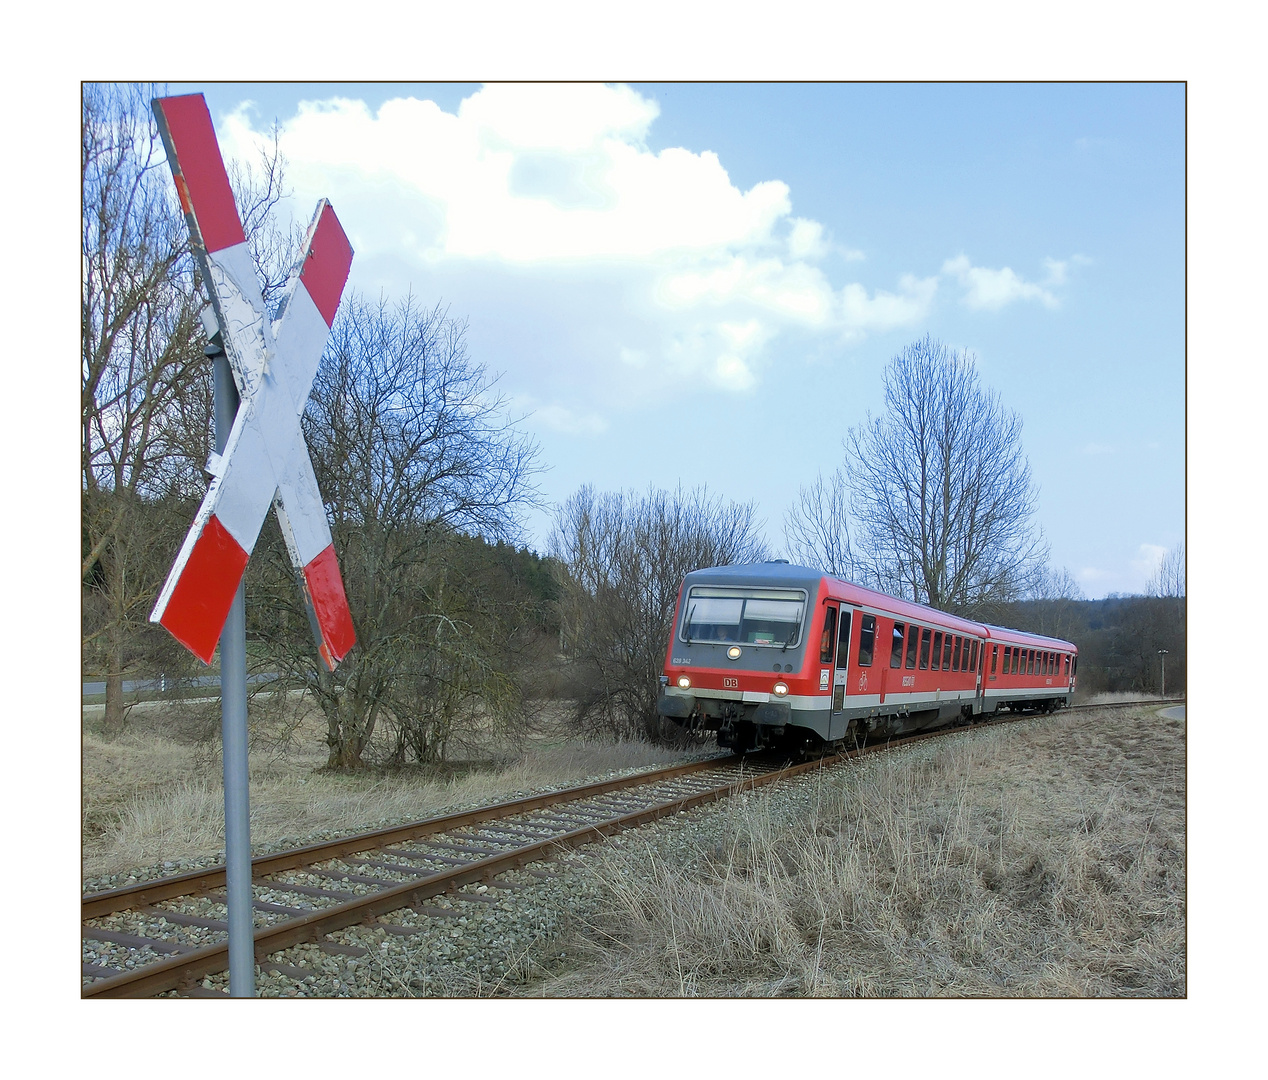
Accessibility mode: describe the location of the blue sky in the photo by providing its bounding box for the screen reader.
[172,82,1185,597]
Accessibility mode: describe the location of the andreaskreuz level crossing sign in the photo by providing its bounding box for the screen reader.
[149,94,356,669]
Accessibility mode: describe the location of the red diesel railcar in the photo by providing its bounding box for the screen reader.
[657,562,1077,752]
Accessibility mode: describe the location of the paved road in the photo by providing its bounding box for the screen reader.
[83,672,281,696]
[1158,705,1186,720]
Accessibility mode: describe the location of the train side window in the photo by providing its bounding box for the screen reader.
[906,625,919,668]
[890,622,905,668]
[1048,652,1054,675]
[858,614,876,667]
[819,607,838,665]
[919,627,931,669]
[990,644,998,677]
[1028,650,1035,675]
[971,640,979,672]
[836,611,852,670]
[932,631,943,670]
[951,636,960,672]
[1064,655,1070,676]
[1003,645,1012,673]
[942,635,952,670]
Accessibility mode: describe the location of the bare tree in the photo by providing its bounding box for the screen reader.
[82,83,205,732]
[783,467,857,577]
[844,335,1047,614]
[250,294,542,769]
[1020,564,1086,642]
[1146,542,1185,598]
[551,485,768,741]
[82,83,292,733]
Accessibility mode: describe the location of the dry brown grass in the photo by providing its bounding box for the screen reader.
[82,692,704,883]
[528,705,1185,997]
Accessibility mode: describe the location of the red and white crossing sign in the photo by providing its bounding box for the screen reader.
[149,94,356,670]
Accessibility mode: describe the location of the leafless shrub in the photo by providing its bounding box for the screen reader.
[550,485,768,741]
[249,294,542,769]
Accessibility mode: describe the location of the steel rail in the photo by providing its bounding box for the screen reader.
[82,740,926,998]
[82,755,738,920]
[82,697,1178,998]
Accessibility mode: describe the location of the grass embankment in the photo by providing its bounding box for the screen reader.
[527,704,1185,998]
[82,694,702,884]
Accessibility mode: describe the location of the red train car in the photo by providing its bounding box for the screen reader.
[657,562,1076,753]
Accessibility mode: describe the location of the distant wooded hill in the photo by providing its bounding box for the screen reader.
[991,594,1186,696]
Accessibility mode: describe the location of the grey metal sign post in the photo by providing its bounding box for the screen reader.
[210,332,254,996]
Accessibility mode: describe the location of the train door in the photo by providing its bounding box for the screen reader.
[974,637,984,714]
[831,607,852,714]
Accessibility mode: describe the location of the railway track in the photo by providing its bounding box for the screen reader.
[82,697,1182,998]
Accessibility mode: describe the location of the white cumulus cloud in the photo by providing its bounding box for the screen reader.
[942,254,1066,310]
[212,86,1074,434]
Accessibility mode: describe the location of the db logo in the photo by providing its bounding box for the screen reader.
[857,673,868,690]
[723,677,738,689]
[819,669,830,689]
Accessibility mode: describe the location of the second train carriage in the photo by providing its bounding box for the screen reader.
[657,562,1077,753]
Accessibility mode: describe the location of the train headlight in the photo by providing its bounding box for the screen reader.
[677,676,691,689]
[773,681,789,696]
[727,646,742,660]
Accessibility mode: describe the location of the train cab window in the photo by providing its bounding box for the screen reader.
[836,611,852,670]
[906,625,919,668]
[952,636,961,672]
[858,614,876,667]
[919,627,932,669]
[819,607,838,665]
[932,631,942,669]
[891,622,905,668]
[1072,656,1078,676]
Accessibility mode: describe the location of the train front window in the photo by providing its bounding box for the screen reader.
[819,606,838,664]
[681,587,806,647]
